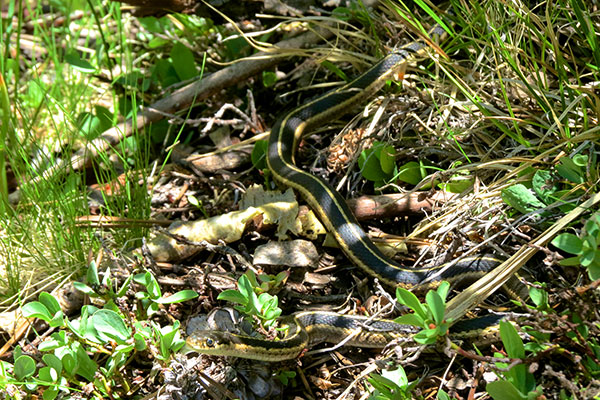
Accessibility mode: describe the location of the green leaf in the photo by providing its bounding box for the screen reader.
[42,354,62,375]
[77,112,103,140]
[87,261,100,286]
[39,331,69,351]
[90,309,131,344]
[414,328,438,345]
[14,355,36,380]
[368,372,398,393]
[551,233,583,255]
[74,343,98,381]
[396,161,423,185]
[170,42,197,81]
[379,145,396,175]
[65,51,95,73]
[581,247,596,266]
[149,37,170,48]
[21,301,52,322]
[153,58,179,87]
[14,345,22,361]
[587,260,600,280]
[155,290,198,304]
[531,169,557,203]
[436,281,450,302]
[73,281,96,295]
[134,271,162,299]
[262,71,278,87]
[187,194,200,208]
[25,80,45,108]
[394,313,425,327]
[61,353,76,377]
[158,322,181,360]
[442,175,474,193]
[134,332,148,351]
[359,147,387,182]
[117,275,134,297]
[217,289,249,305]
[558,256,582,266]
[38,366,58,383]
[500,321,524,359]
[501,184,546,214]
[425,290,445,325]
[48,310,64,328]
[139,16,168,33]
[396,288,427,320]
[572,154,589,167]
[381,367,408,389]
[585,215,600,237]
[528,286,548,309]
[251,140,269,170]
[556,157,584,184]
[320,60,349,81]
[39,292,61,316]
[42,386,59,400]
[486,380,527,400]
[237,274,254,299]
[437,389,451,400]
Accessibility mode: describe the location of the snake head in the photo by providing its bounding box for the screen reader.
[182,331,228,354]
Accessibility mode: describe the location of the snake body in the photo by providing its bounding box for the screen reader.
[186,12,503,361]
[186,312,503,361]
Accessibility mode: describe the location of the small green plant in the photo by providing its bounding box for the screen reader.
[262,71,278,87]
[276,369,297,386]
[502,153,596,215]
[13,263,196,399]
[367,366,416,400]
[251,139,272,185]
[395,281,451,345]
[358,143,471,193]
[132,270,199,317]
[486,321,543,400]
[358,141,398,188]
[527,283,551,312]
[551,212,600,280]
[217,270,285,328]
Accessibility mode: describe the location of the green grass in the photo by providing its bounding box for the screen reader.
[0,0,152,298]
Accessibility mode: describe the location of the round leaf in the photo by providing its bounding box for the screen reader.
[14,355,36,380]
[396,161,422,185]
[90,309,131,344]
[359,148,386,182]
[551,233,583,254]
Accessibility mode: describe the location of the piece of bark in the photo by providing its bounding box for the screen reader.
[347,191,458,220]
[173,144,253,173]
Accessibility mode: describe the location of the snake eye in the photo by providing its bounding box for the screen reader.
[205,338,215,347]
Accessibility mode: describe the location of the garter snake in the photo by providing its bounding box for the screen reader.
[185,312,503,361]
[186,11,505,360]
